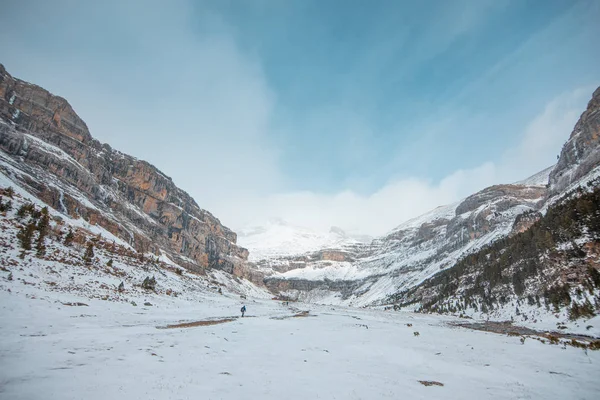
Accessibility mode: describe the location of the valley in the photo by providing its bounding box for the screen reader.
[0,63,599,399]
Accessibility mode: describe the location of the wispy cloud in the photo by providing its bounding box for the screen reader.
[0,0,282,209]
[238,87,592,235]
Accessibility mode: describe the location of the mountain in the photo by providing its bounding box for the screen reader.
[238,219,370,262]
[259,87,600,317]
[0,64,250,277]
[2,61,598,325]
[548,87,600,199]
[398,184,600,324]
[392,87,600,323]
[261,172,551,305]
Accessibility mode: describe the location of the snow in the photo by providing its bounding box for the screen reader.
[0,141,599,399]
[462,297,600,338]
[388,202,459,234]
[158,250,180,268]
[513,165,554,186]
[277,261,368,281]
[238,219,367,261]
[1,286,598,400]
[23,134,88,173]
[542,165,600,213]
[124,201,157,226]
[0,170,131,249]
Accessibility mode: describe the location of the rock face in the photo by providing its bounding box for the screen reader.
[256,177,549,305]
[253,87,600,306]
[548,86,600,197]
[0,64,248,273]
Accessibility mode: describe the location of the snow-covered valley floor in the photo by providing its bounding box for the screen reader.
[1,286,599,400]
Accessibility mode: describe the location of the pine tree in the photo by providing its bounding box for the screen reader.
[83,242,95,265]
[17,204,28,218]
[36,207,50,257]
[589,267,600,288]
[17,203,36,219]
[17,220,36,259]
[0,196,12,212]
[107,259,113,267]
[64,228,75,246]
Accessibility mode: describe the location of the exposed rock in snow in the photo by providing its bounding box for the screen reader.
[0,63,249,276]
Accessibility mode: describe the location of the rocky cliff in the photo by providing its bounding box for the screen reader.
[254,87,600,308]
[548,87,600,197]
[261,177,549,306]
[0,64,248,274]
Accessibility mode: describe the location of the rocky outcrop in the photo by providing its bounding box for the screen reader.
[511,211,542,235]
[319,250,352,262]
[455,184,546,216]
[0,63,248,273]
[252,177,550,305]
[548,86,600,196]
[264,276,365,300]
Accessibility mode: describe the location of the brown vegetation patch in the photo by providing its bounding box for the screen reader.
[453,320,599,350]
[418,380,444,387]
[270,310,314,320]
[293,311,310,318]
[158,318,235,329]
[62,302,89,307]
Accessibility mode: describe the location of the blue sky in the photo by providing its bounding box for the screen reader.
[1,0,599,234]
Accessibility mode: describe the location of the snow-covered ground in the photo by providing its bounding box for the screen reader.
[1,171,599,400]
[1,284,599,400]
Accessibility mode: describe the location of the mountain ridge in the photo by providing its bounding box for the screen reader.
[0,63,251,277]
[255,87,600,311]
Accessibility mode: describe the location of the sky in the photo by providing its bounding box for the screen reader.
[0,0,599,236]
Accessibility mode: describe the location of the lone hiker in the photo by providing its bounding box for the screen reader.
[241,305,246,318]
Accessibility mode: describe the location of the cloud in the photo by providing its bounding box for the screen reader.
[0,0,282,215]
[499,86,595,180]
[237,87,592,236]
[0,1,594,238]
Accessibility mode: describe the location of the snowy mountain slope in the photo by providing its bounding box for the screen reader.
[396,182,600,332]
[238,219,369,262]
[513,165,553,186]
[260,86,600,313]
[0,63,250,277]
[0,179,268,301]
[262,176,549,306]
[1,189,598,399]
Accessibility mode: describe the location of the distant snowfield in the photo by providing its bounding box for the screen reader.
[238,220,368,261]
[1,287,598,400]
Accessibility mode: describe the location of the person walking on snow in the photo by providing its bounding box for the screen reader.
[241,305,246,318]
